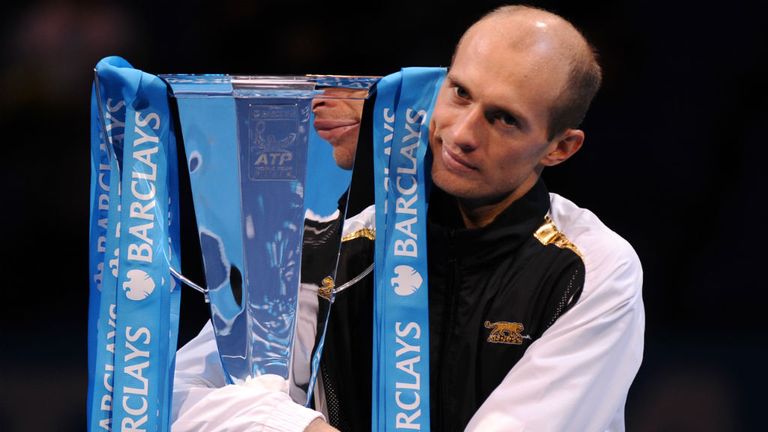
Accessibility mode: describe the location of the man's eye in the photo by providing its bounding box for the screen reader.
[453,85,470,99]
[495,112,517,127]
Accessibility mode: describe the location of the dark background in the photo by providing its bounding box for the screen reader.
[1,1,766,430]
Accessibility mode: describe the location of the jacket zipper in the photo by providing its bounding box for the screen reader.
[438,229,459,431]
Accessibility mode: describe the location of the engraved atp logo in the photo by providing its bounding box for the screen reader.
[248,105,300,180]
[391,265,423,296]
[123,269,156,301]
[484,321,529,345]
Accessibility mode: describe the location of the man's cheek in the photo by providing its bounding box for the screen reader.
[428,122,442,152]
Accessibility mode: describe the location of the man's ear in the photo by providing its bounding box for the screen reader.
[540,128,584,167]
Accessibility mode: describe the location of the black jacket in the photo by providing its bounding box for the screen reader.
[320,179,585,431]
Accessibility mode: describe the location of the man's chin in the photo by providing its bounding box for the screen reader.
[431,170,511,205]
[431,170,481,199]
[333,147,355,170]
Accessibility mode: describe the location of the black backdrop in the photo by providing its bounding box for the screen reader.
[1,1,766,430]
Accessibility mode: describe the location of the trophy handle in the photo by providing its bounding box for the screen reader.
[169,267,210,303]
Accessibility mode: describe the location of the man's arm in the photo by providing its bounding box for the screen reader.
[172,322,325,432]
[465,236,644,431]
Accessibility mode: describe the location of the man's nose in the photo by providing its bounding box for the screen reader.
[311,97,329,111]
[450,106,484,151]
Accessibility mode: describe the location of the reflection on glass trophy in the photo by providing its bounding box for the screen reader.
[163,75,378,405]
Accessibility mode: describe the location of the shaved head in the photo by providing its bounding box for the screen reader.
[457,5,602,138]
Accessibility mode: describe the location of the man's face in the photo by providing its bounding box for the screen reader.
[429,20,570,205]
[312,88,367,170]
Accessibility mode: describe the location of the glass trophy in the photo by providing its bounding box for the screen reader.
[163,74,378,405]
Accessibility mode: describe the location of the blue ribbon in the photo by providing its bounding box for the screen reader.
[372,68,445,431]
[88,56,130,431]
[88,56,181,432]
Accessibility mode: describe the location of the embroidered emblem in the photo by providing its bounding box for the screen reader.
[318,276,334,300]
[342,228,375,242]
[484,320,526,345]
[534,215,583,259]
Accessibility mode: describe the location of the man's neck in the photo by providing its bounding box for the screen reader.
[456,180,537,229]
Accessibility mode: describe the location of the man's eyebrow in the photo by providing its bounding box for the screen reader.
[446,73,530,130]
[445,74,471,97]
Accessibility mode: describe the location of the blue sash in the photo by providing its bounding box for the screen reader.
[372,68,445,431]
[88,56,181,432]
[89,56,130,431]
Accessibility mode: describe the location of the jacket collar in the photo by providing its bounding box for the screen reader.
[427,179,550,268]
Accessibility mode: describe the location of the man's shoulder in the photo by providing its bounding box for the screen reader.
[548,193,637,260]
[547,193,642,296]
[341,204,376,240]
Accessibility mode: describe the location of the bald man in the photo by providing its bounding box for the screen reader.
[430,6,594,226]
[173,5,644,432]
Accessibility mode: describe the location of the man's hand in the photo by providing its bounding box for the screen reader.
[305,418,339,432]
[173,373,325,432]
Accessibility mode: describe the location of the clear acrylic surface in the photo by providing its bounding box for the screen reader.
[165,74,377,405]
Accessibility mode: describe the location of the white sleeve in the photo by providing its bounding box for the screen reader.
[172,321,324,432]
[465,239,645,432]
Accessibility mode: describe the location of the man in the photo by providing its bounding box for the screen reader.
[311,87,368,170]
[173,5,644,431]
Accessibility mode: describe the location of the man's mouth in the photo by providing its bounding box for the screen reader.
[441,146,478,173]
[313,119,360,143]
